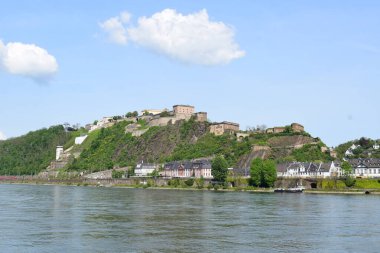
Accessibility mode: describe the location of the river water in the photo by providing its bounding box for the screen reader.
[1,184,380,252]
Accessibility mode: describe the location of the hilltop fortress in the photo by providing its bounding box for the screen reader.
[82,104,307,141]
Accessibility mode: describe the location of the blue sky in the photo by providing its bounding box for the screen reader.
[0,0,379,146]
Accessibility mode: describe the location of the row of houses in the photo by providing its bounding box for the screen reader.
[137,158,380,179]
[276,159,380,179]
[276,161,342,178]
[134,160,213,178]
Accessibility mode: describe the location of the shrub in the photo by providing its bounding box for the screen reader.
[112,170,124,179]
[344,177,356,188]
[168,178,180,188]
[184,178,194,187]
[195,176,205,189]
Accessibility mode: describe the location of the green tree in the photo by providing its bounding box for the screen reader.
[160,111,170,117]
[341,161,356,187]
[341,161,353,176]
[195,176,205,189]
[250,158,277,187]
[112,170,124,179]
[211,155,229,182]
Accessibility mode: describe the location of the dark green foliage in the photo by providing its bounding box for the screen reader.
[0,125,72,175]
[195,176,205,189]
[159,111,170,117]
[126,111,138,118]
[149,169,159,177]
[112,170,124,179]
[341,161,353,176]
[69,121,134,171]
[127,167,135,178]
[344,177,356,187]
[335,137,379,159]
[168,178,180,187]
[69,120,210,171]
[170,133,251,167]
[211,155,229,182]
[358,137,373,149]
[341,161,355,187]
[184,178,194,187]
[290,144,332,162]
[179,117,196,139]
[334,141,354,159]
[250,158,277,187]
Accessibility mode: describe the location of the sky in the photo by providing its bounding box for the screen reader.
[0,0,379,146]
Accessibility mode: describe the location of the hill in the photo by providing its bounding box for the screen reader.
[335,137,380,160]
[0,119,333,175]
[0,125,72,175]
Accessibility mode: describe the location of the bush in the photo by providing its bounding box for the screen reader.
[195,176,205,189]
[344,177,356,188]
[112,170,124,179]
[168,178,180,188]
[184,178,194,187]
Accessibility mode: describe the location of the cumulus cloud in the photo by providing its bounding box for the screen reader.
[100,9,245,65]
[0,40,58,81]
[99,11,131,45]
[0,131,6,140]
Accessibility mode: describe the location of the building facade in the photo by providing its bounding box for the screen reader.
[210,121,240,136]
[277,161,342,178]
[135,162,159,177]
[194,112,208,122]
[173,105,195,116]
[348,159,380,178]
[164,160,212,178]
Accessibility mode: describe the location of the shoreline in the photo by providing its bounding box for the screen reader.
[1,179,379,195]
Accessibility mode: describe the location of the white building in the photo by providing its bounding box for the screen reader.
[75,135,88,145]
[135,161,158,177]
[277,162,342,178]
[349,159,380,178]
[56,146,64,161]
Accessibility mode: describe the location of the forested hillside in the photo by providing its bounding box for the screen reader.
[335,137,380,159]
[68,119,251,172]
[0,126,72,175]
[0,119,335,175]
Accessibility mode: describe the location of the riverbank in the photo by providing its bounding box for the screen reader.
[1,177,379,195]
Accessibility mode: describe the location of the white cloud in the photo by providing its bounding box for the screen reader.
[99,12,131,45]
[100,9,245,65]
[0,40,58,81]
[120,11,131,23]
[0,131,6,140]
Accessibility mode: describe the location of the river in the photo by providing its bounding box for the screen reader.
[0,184,380,252]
